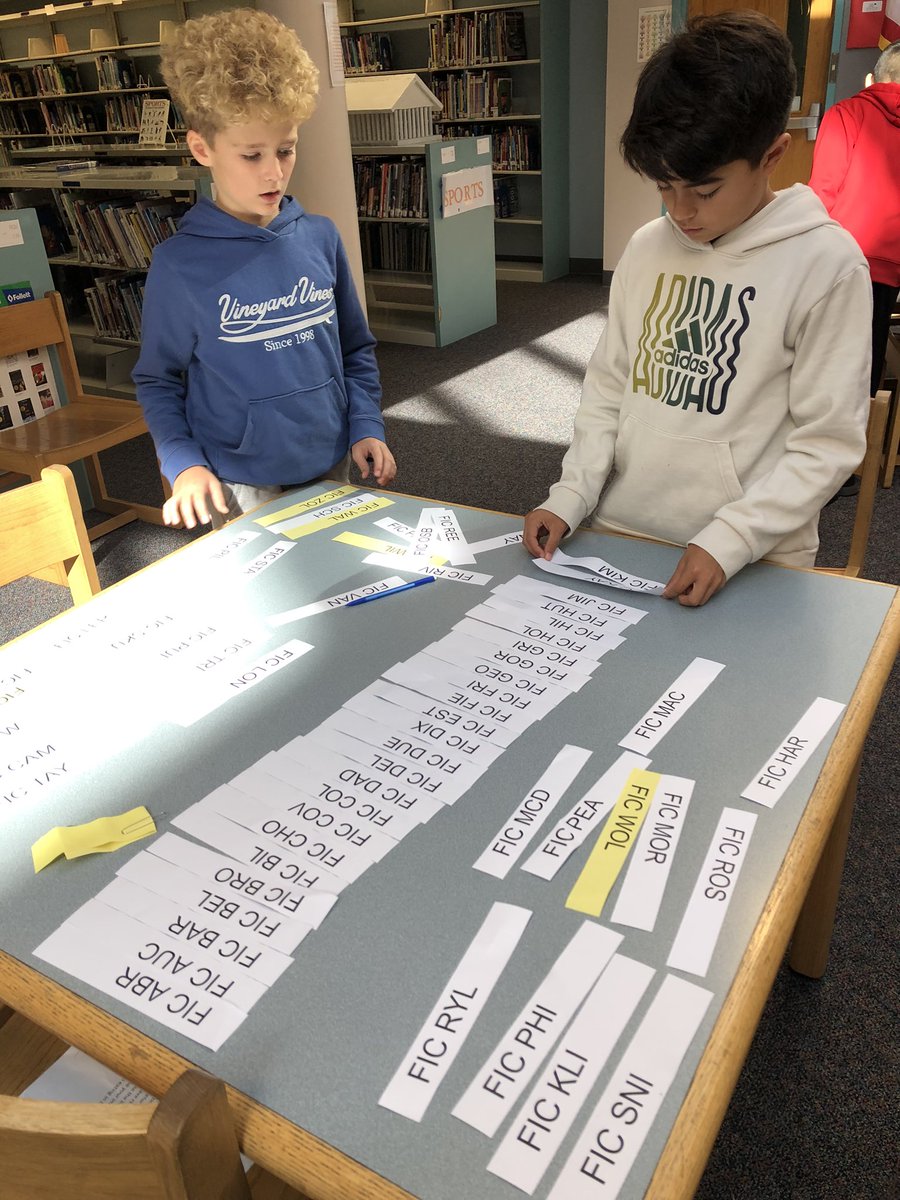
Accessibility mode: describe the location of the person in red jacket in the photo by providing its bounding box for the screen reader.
[809,40,900,398]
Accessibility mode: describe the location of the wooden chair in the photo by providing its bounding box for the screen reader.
[817,390,890,579]
[0,464,101,604]
[0,291,165,540]
[880,321,899,488]
[0,1006,311,1200]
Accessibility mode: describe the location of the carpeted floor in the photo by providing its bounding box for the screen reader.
[2,277,897,1199]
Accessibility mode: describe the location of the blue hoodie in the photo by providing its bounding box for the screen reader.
[133,195,383,487]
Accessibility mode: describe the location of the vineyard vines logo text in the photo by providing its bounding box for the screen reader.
[631,272,754,414]
[218,277,335,343]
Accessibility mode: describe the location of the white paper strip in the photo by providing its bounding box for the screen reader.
[171,804,349,895]
[96,876,294,986]
[144,831,337,929]
[173,637,314,727]
[364,552,493,585]
[228,760,403,859]
[452,922,623,1136]
[241,539,295,579]
[479,592,631,644]
[306,728,476,807]
[473,746,592,879]
[245,749,428,840]
[374,517,416,540]
[313,709,489,789]
[408,507,442,561]
[268,576,406,625]
[431,507,476,563]
[341,693,506,767]
[117,842,311,953]
[521,752,652,881]
[188,783,392,884]
[546,974,713,1200]
[467,530,525,556]
[610,775,695,932]
[487,955,656,1194]
[428,630,594,693]
[34,900,249,1050]
[618,657,725,753]
[349,680,519,747]
[383,653,566,730]
[462,603,625,662]
[202,529,264,560]
[274,741,444,830]
[379,902,532,1121]
[666,807,758,977]
[493,576,649,626]
[21,1046,154,1104]
[535,549,666,595]
[265,492,380,535]
[741,697,845,807]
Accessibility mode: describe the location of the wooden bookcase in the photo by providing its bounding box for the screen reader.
[353,136,496,346]
[0,163,213,395]
[340,0,569,282]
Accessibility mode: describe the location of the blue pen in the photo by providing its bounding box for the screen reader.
[345,576,436,607]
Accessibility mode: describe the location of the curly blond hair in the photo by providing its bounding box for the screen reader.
[161,9,319,138]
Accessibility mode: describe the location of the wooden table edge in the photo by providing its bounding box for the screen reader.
[644,587,900,1199]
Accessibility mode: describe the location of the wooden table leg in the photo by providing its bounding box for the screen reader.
[788,755,861,978]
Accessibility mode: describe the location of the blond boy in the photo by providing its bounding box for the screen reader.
[134,9,395,528]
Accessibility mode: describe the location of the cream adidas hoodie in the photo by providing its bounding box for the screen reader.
[543,185,872,578]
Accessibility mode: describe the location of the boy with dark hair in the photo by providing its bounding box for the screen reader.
[134,9,395,529]
[524,11,871,606]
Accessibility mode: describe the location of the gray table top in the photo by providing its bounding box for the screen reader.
[1,485,896,1200]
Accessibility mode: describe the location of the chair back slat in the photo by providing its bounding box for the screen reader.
[0,464,100,603]
[0,1068,253,1200]
[0,296,64,359]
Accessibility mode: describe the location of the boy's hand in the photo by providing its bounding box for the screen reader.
[164,466,229,529]
[663,544,726,607]
[352,438,396,486]
[524,509,569,559]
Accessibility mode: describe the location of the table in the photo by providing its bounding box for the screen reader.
[1,484,897,1200]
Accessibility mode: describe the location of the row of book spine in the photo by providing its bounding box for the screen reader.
[428,11,527,68]
[84,273,144,340]
[440,121,540,171]
[55,191,190,268]
[0,56,138,99]
[341,33,393,75]
[432,71,512,120]
[493,176,520,218]
[360,222,431,273]
[354,156,428,220]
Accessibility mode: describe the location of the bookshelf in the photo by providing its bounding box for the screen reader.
[0,0,243,392]
[339,0,569,282]
[352,137,496,346]
[0,1,196,163]
[0,163,213,394]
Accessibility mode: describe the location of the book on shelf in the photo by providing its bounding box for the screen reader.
[429,10,527,68]
[502,11,527,61]
[53,34,70,55]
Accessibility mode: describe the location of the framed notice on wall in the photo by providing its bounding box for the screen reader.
[0,346,61,433]
[139,98,170,146]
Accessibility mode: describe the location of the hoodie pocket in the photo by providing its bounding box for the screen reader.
[601,414,743,543]
[235,376,348,477]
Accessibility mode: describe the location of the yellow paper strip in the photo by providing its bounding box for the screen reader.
[334,531,448,565]
[255,484,356,526]
[282,494,394,539]
[32,806,157,873]
[565,769,661,917]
